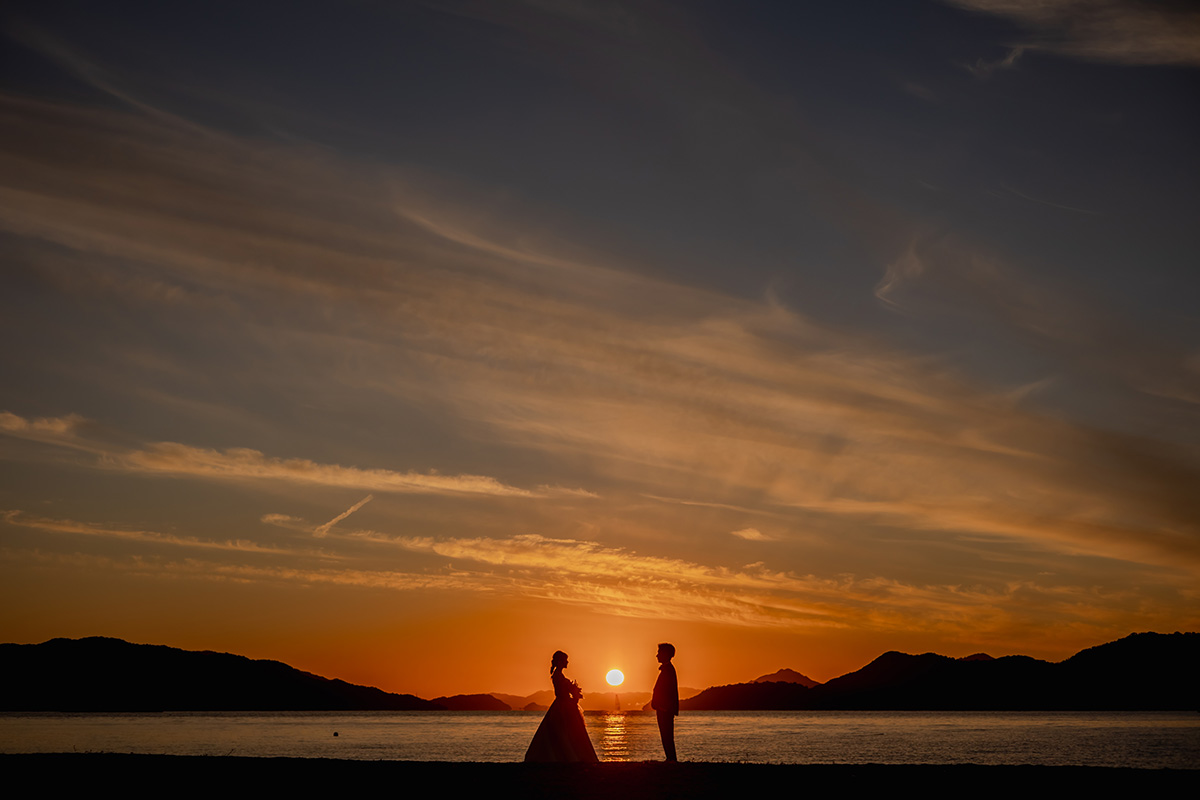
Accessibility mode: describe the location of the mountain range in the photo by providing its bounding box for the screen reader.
[2,632,1195,711]
[683,632,1198,711]
[0,637,440,711]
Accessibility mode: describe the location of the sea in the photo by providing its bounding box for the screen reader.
[2,710,1197,768]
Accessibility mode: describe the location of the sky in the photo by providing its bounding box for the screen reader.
[1,0,1198,699]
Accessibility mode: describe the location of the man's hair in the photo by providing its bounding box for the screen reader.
[658,642,675,658]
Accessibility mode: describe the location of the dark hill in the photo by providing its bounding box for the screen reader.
[807,651,1056,709]
[432,693,511,711]
[683,632,1198,711]
[685,681,812,710]
[753,668,820,687]
[1056,631,1199,709]
[0,637,444,711]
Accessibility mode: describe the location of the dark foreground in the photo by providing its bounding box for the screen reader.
[3,754,1194,796]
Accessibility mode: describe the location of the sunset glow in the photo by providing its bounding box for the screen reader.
[606,670,625,688]
[0,1,1197,701]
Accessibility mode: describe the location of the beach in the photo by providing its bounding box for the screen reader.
[4,755,1194,796]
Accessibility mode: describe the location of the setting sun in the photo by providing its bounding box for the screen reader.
[605,669,625,687]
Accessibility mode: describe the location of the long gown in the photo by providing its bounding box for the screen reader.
[523,670,599,762]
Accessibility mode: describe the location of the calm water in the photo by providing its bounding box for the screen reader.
[2,711,1197,768]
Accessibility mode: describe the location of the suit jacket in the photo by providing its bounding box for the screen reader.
[652,662,679,716]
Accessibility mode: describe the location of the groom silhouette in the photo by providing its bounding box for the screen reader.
[651,642,679,761]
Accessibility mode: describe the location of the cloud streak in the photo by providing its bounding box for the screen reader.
[0,411,84,437]
[2,409,557,501]
[2,509,294,555]
[0,411,89,447]
[313,494,373,538]
[118,443,539,497]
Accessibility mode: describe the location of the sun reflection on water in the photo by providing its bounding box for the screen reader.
[599,711,629,761]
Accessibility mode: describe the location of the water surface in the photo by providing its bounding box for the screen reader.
[2,710,1196,768]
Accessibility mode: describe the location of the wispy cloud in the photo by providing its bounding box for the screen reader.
[1000,183,1100,215]
[3,409,552,501]
[643,495,794,521]
[116,443,540,497]
[7,22,231,140]
[731,528,771,541]
[0,548,496,594]
[0,411,82,436]
[876,234,1200,407]
[306,530,1196,637]
[260,513,304,529]
[2,509,294,555]
[946,0,1200,66]
[377,532,802,590]
[966,46,1023,77]
[0,411,87,443]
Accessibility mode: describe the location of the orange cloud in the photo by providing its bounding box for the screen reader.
[731,528,770,541]
[0,411,88,447]
[2,509,295,555]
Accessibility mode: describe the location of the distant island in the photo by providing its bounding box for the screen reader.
[2,632,1196,712]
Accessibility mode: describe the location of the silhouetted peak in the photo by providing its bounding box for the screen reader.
[681,679,812,711]
[862,650,952,673]
[958,653,994,662]
[752,668,821,687]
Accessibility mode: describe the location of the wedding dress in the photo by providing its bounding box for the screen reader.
[523,670,598,762]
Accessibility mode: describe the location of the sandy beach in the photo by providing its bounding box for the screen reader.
[4,754,1193,796]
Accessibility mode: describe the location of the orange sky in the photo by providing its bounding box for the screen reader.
[2,2,1199,700]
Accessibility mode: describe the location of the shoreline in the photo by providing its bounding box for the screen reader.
[5,754,1194,795]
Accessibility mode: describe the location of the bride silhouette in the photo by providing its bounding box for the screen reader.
[524,650,598,762]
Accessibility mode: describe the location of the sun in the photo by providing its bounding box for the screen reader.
[605,669,625,687]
